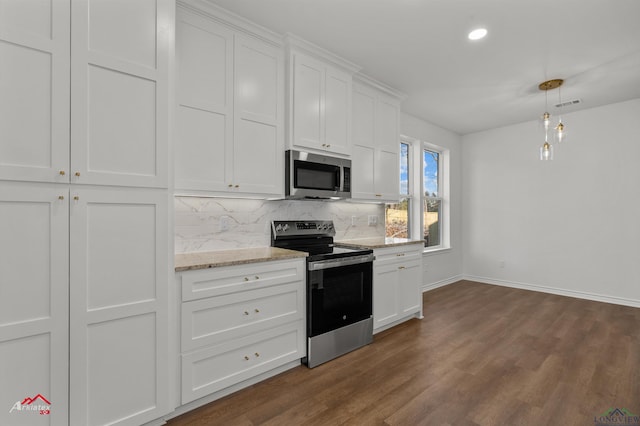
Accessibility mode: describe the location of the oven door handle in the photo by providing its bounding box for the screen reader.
[307,254,375,271]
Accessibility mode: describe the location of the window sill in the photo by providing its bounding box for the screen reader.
[422,246,452,256]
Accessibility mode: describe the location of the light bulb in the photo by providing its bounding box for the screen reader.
[541,112,550,131]
[540,141,553,161]
[555,120,566,143]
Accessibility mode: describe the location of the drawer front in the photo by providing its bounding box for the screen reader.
[374,246,422,266]
[182,282,304,351]
[181,323,304,404]
[180,258,305,301]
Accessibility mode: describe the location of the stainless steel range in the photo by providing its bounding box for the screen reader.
[271,220,374,368]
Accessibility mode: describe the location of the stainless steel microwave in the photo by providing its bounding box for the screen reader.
[285,150,351,199]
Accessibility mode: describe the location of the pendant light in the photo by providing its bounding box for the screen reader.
[538,79,565,160]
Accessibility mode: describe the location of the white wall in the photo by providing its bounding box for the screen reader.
[462,98,640,306]
[401,112,464,290]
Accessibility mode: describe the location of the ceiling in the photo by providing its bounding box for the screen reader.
[204,0,640,135]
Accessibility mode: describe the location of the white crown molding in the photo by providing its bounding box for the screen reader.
[354,73,407,101]
[177,0,283,47]
[284,33,362,74]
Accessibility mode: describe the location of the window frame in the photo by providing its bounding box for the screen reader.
[388,136,450,253]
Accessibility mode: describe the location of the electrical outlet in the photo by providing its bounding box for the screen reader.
[368,215,377,226]
[220,215,231,232]
[351,216,357,226]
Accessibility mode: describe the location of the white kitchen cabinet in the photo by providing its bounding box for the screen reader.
[287,35,360,157]
[175,4,284,197]
[0,183,69,426]
[352,81,404,202]
[177,258,305,405]
[0,0,169,188]
[0,1,172,425]
[69,187,169,426]
[373,244,423,332]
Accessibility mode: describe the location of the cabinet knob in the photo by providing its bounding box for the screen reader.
[244,355,250,361]
[255,275,259,280]
[375,194,382,197]
[244,311,249,316]
[254,308,260,313]
[327,144,331,148]
[398,266,406,270]
[73,196,79,201]
[244,277,249,282]
[59,170,66,176]
[74,172,81,177]
[396,253,405,257]
[58,195,65,200]
[228,184,233,188]
[235,184,239,188]
[254,352,260,357]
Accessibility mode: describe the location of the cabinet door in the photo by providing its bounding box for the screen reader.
[398,261,422,316]
[374,96,400,201]
[175,10,233,193]
[0,1,70,183]
[323,67,351,155]
[69,187,169,426]
[71,0,170,188]
[292,53,324,150]
[351,86,376,199]
[233,35,284,196]
[0,183,69,426]
[373,264,400,330]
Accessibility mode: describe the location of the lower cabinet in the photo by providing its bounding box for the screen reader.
[373,244,423,332]
[177,258,306,405]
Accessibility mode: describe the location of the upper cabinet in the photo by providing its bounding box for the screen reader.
[286,35,361,157]
[352,78,405,202]
[0,0,169,188]
[175,3,285,198]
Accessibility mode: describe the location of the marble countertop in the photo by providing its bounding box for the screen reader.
[336,237,425,249]
[175,247,308,272]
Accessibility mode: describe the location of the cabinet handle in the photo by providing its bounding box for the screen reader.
[244,355,250,361]
[73,196,79,201]
[398,266,406,270]
[228,184,233,188]
[244,311,249,316]
[58,195,65,200]
[396,253,405,257]
[59,170,66,176]
[255,275,259,280]
[74,172,81,177]
[254,309,260,313]
[254,352,260,357]
[375,194,382,197]
[244,277,249,282]
[327,144,331,148]
[235,184,240,188]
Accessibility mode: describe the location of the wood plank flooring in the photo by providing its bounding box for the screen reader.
[166,280,640,425]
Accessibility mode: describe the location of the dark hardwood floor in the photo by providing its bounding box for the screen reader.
[167,280,640,425]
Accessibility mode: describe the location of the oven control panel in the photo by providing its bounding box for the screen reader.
[272,220,335,238]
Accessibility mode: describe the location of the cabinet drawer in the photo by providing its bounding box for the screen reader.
[181,323,304,404]
[182,282,304,351]
[180,259,305,301]
[374,246,422,266]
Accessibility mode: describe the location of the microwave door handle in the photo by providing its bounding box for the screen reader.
[336,168,341,191]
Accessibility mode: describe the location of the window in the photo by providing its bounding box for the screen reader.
[423,149,441,247]
[385,142,410,238]
[385,139,448,250]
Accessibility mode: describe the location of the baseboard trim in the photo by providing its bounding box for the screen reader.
[463,275,640,308]
[422,275,463,293]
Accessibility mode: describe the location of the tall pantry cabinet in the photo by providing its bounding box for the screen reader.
[0,1,173,425]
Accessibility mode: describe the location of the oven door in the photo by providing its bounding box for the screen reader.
[307,256,373,337]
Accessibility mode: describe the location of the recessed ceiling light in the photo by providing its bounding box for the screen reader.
[468,28,487,40]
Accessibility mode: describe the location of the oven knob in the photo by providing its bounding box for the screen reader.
[275,224,282,232]
[282,224,289,231]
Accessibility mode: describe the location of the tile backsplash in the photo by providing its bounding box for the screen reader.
[175,197,385,253]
